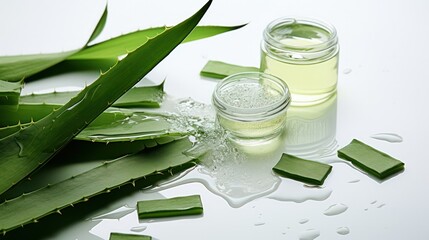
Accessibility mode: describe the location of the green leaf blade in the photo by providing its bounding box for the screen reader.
[0,2,108,82]
[19,83,164,108]
[69,24,245,60]
[75,111,187,143]
[0,51,77,82]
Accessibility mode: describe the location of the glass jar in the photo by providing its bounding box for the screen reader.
[260,17,339,106]
[212,72,291,145]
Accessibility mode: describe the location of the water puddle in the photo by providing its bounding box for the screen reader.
[323,203,348,216]
[371,133,403,143]
[141,96,337,207]
[336,227,350,235]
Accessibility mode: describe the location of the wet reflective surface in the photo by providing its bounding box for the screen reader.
[3,0,429,239]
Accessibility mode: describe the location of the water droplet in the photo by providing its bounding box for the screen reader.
[299,229,320,240]
[348,179,360,183]
[377,203,386,208]
[342,68,352,74]
[336,227,350,235]
[299,218,309,224]
[130,226,147,232]
[370,200,377,205]
[254,222,265,226]
[15,138,25,157]
[323,203,348,216]
[371,133,403,143]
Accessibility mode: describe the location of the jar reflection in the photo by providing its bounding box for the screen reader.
[283,93,337,158]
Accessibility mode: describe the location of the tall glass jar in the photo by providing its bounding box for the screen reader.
[260,17,339,106]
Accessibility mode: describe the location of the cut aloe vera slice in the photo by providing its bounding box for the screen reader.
[338,139,404,179]
[200,60,259,79]
[137,195,203,219]
[273,154,332,185]
[110,232,151,240]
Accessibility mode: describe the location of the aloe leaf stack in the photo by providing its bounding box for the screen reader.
[0,0,249,236]
[0,138,196,233]
[0,0,212,197]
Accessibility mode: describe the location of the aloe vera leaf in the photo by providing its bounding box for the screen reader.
[19,82,164,108]
[75,112,187,143]
[0,138,197,233]
[337,139,405,179]
[200,60,259,79]
[0,125,26,140]
[110,233,152,240]
[69,24,246,60]
[0,0,212,196]
[0,5,108,82]
[1,136,182,202]
[0,80,23,109]
[0,104,59,127]
[273,154,333,185]
[113,81,164,108]
[0,108,185,143]
[0,51,78,82]
[1,81,164,127]
[137,195,203,219]
[27,58,118,81]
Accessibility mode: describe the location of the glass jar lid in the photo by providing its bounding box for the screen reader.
[262,17,339,62]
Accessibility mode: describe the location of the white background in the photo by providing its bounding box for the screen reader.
[1,0,429,239]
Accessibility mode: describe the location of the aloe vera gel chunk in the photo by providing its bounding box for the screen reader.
[110,232,151,240]
[273,154,332,185]
[137,195,203,219]
[338,139,404,179]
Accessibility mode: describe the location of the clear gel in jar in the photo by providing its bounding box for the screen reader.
[212,72,291,145]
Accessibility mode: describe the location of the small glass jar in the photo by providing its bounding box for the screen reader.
[212,72,291,145]
[260,17,339,106]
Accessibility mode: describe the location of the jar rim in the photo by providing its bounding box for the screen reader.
[212,72,291,121]
[263,17,338,52]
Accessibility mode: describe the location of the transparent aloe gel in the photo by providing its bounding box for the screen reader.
[260,17,339,106]
[212,72,291,145]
